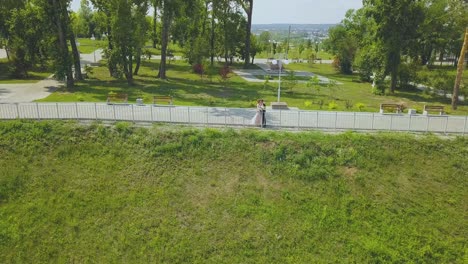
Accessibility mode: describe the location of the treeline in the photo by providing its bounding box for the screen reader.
[323,0,467,95]
[0,0,255,86]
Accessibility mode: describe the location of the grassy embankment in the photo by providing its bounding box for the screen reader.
[0,121,466,262]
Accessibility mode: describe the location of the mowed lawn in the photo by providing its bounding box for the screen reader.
[0,121,466,262]
[38,59,468,115]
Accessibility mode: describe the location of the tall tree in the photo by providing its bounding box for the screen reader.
[157,0,188,79]
[89,0,116,77]
[452,28,468,110]
[50,0,74,88]
[237,0,253,68]
[324,24,357,74]
[363,0,425,93]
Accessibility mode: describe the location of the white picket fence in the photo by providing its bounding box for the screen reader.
[0,103,467,134]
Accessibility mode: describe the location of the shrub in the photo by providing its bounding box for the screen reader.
[355,102,365,111]
[192,63,204,75]
[328,101,338,110]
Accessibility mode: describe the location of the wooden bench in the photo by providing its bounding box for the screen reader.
[107,93,128,104]
[423,105,445,115]
[380,103,402,114]
[153,96,173,105]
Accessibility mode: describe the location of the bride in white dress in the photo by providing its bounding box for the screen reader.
[251,99,263,126]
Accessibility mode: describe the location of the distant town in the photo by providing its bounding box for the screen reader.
[252,24,334,41]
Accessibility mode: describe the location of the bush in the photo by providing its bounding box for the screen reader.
[192,63,204,75]
[355,103,365,111]
[328,101,338,110]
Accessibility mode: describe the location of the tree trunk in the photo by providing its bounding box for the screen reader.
[134,48,142,75]
[157,6,170,80]
[452,28,468,110]
[122,50,133,85]
[106,14,116,77]
[5,45,10,61]
[69,34,83,81]
[152,6,157,48]
[388,49,400,93]
[243,0,253,68]
[210,10,215,66]
[53,0,73,88]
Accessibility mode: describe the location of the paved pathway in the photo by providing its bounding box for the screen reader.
[0,49,103,103]
[0,103,466,134]
[233,61,339,84]
[0,49,7,59]
[0,77,61,103]
[413,82,465,102]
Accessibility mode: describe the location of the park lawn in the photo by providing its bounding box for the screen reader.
[0,59,52,84]
[76,38,106,54]
[39,59,468,115]
[0,121,466,262]
[143,42,185,56]
[284,63,468,115]
[38,60,277,108]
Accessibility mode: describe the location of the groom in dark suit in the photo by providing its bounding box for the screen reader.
[261,100,266,128]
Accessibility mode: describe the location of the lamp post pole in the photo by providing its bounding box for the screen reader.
[272,56,288,103]
[91,35,96,63]
[277,60,281,102]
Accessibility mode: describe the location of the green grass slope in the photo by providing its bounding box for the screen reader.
[0,121,466,263]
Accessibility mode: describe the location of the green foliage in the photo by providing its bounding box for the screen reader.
[355,102,366,111]
[328,101,338,110]
[0,121,466,262]
[283,71,298,91]
[323,24,357,74]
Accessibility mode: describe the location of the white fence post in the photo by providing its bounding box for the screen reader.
[36,103,40,120]
[279,110,282,127]
[113,104,116,121]
[390,115,393,131]
[16,103,20,118]
[426,116,429,132]
[75,103,79,120]
[242,111,245,127]
[56,103,60,119]
[132,104,135,122]
[169,106,172,123]
[316,112,319,128]
[408,114,412,131]
[150,106,154,122]
[94,103,98,120]
[371,113,375,130]
[353,112,356,130]
[297,111,300,129]
[444,116,449,134]
[463,116,467,136]
[206,107,209,126]
[187,107,190,124]
[225,107,227,127]
[334,112,338,130]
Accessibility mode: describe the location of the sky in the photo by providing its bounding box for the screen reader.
[70,0,363,24]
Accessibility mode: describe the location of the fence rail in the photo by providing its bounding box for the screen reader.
[0,103,467,134]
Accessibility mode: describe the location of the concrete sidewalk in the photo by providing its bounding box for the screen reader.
[0,49,103,103]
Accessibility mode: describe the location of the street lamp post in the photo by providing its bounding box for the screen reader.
[271,57,289,102]
[90,35,96,63]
